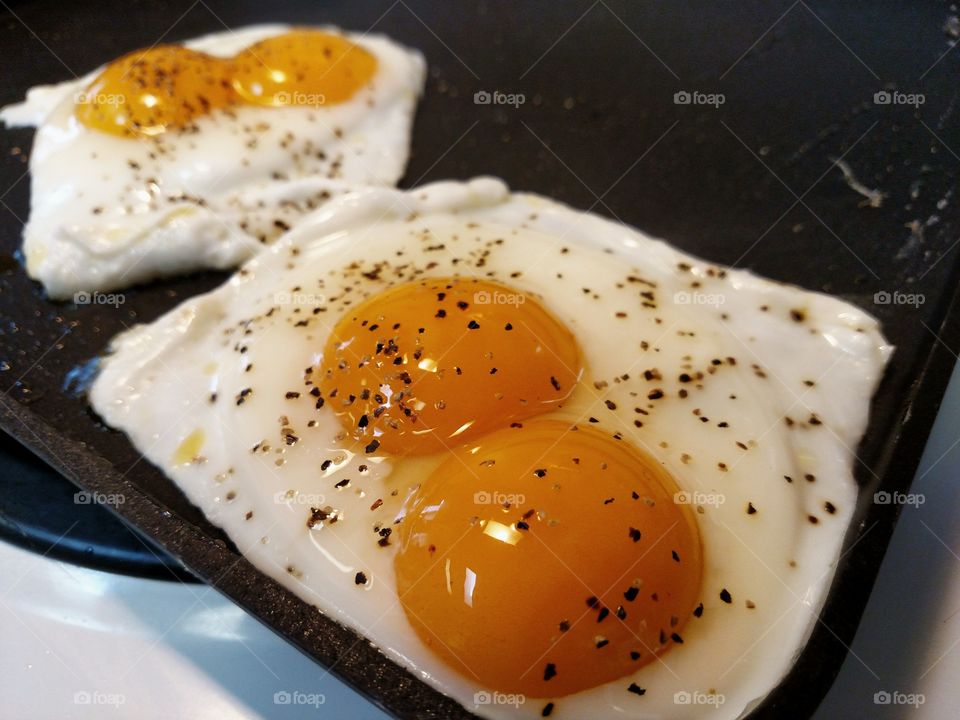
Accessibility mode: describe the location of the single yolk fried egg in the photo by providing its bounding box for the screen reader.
[0,25,425,299]
[232,30,378,107]
[89,178,892,719]
[317,277,582,455]
[74,45,236,137]
[395,419,702,697]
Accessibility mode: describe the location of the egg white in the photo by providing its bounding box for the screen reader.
[0,24,426,299]
[89,177,891,719]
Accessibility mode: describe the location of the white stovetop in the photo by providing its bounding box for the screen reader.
[2,363,958,719]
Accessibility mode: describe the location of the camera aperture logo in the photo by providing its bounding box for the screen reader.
[474,691,525,708]
[474,90,526,108]
[474,490,525,506]
[674,90,725,108]
[74,490,125,507]
[273,690,326,707]
[74,291,125,308]
[874,90,924,108]
[474,289,525,307]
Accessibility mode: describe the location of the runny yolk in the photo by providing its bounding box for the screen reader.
[231,30,378,107]
[74,31,378,137]
[394,420,703,698]
[75,46,235,137]
[316,278,582,456]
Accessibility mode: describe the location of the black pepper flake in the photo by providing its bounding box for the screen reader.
[597,607,610,623]
[364,439,380,454]
[355,571,367,585]
[435,309,447,318]
[285,391,300,399]
[586,596,599,608]
[542,703,554,717]
[534,468,547,478]
[321,460,333,471]
[693,603,704,617]
[467,320,481,329]
[616,605,627,620]
[624,586,640,602]
[558,620,570,632]
[543,663,557,681]
[504,322,513,330]
[825,501,836,514]
[627,683,646,696]
[720,588,732,604]
[605,399,617,410]
[334,479,350,489]
[747,502,757,515]
[630,651,641,660]
[457,301,469,310]
[595,637,609,648]
[516,521,530,531]
[671,632,684,644]
[647,389,664,400]
[550,376,561,391]
[671,550,680,562]
[628,527,642,542]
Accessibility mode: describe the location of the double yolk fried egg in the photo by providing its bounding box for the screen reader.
[0,25,425,298]
[90,178,891,719]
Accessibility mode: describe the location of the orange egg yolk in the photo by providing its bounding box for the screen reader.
[75,46,235,137]
[75,31,377,137]
[231,30,377,107]
[316,278,582,456]
[395,420,702,698]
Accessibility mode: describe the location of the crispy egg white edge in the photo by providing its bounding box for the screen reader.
[89,177,893,719]
[0,24,426,298]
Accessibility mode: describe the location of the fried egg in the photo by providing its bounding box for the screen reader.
[89,177,891,719]
[0,24,425,299]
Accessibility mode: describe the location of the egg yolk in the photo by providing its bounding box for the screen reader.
[316,278,583,456]
[231,30,377,107]
[75,46,236,137]
[75,31,378,136]
[395,420,702,698]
